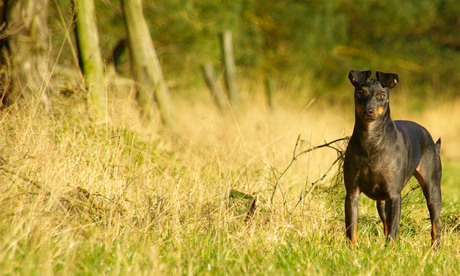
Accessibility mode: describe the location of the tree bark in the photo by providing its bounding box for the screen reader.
[73,0,107,121]
[221,30,238,106]
[0,0,51,109]
[202,62,227,112]
[121,0,172,126]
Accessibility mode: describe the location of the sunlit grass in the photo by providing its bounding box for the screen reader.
[0,82,459,274]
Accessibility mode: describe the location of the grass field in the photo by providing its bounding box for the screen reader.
[0,83,459,275]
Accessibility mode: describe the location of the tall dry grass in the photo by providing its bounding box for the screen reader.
[0,80,459,273]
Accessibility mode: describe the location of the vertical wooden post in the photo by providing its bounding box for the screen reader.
[121,0,172,126]
[220,30,238,106]
[74,0,107,121]
[201,62,227,112]
[265,78,275,110]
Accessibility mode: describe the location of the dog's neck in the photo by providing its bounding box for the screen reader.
[353,108,398,154]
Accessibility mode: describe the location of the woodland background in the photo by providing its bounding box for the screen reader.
[0,0,459,274]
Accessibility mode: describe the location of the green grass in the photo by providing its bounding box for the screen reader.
[0,91,459,275]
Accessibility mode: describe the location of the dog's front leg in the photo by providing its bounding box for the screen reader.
[385,194,402,243]
[345,190,360,247]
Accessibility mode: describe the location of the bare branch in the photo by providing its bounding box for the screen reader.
[270,135,349,209]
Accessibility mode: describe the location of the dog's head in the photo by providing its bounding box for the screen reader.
[348,70,398,122]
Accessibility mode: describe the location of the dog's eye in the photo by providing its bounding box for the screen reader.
[356,90,365,98]
[377,93,386,100]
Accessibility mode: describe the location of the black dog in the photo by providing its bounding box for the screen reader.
[344,70,442,247]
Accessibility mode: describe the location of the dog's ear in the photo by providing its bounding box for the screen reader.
[348,70,372,87]
[376,71,399,89]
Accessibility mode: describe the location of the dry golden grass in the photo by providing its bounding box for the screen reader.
[0,82,459,274]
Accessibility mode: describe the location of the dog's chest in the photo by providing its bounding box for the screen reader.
[349,144,404,199]
[355,165,388,199]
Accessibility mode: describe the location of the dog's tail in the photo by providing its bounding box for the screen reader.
[435,138,441,155]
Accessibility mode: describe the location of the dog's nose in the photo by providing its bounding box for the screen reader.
[365,108,374,116]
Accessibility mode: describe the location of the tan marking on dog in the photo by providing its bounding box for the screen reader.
[432,223,437,241]
[356,104,364,115]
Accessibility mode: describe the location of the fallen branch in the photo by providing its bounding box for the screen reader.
[293,152,344,211]
[0,166,43,190]
[402,185,421,200]
[270,135,349,209]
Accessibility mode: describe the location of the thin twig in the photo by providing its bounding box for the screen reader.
[293,152,344,211]
[403,185,420,200]
[270,135,301,205]
[269,136,349,207]
[0,166,42,190]
[293,137,348,159]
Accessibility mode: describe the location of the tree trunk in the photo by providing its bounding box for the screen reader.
[121,0,172,126]
[73,0,107,121]
[202,62,227,112]
[0,0,51,109]
[221,30,238,106]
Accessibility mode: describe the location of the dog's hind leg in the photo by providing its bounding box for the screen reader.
[414,148,442,248]
[376,200,389,236]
